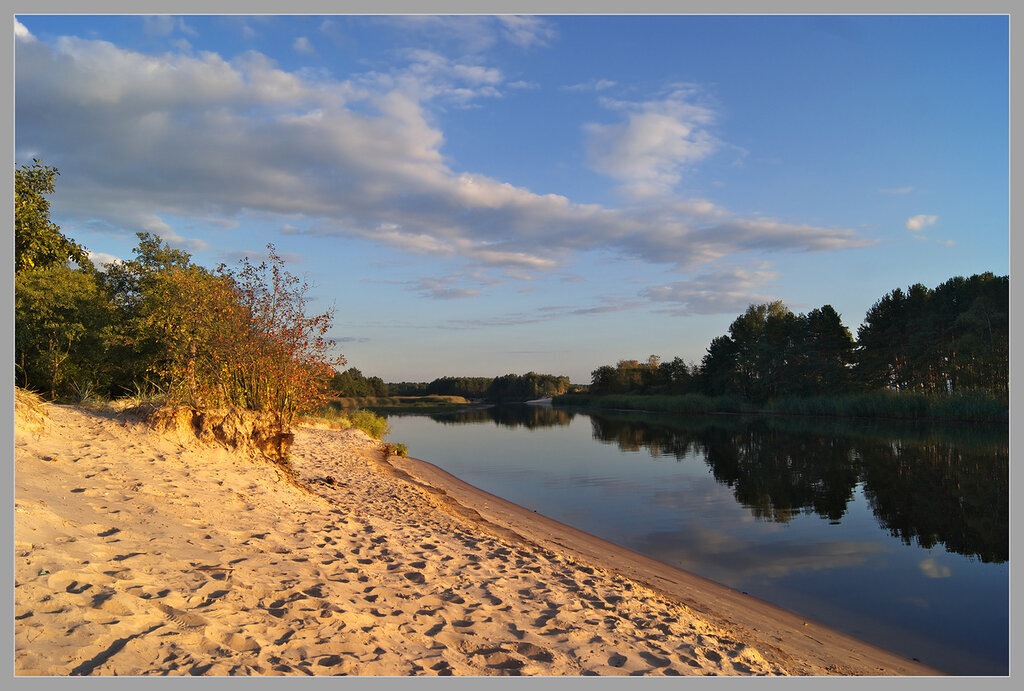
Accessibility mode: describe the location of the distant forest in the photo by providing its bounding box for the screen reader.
[331,273,1007,407]
[586,273,1007,401]
[329,370,571,403]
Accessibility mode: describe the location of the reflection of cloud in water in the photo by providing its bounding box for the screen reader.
[900,596,931,609]
[918,558,952,579]
[634,527,891,583]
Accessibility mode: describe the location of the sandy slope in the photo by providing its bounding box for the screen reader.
[13,402,939,676]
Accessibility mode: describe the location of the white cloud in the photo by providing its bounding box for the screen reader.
[15,34,873,292]
[87,250,121,267]
[562,78,617,92]
[641,266,781,315]
[881,186,914,195]
[495,15,557,48]
[918,558,951,579]
[142,15,196,38]
[379,15,556,53]
[585,88,718,198]
[905,214,938,231]
[358,50,505,106]
[14,19,35,42]
[407,276,481,300]
[293,36,314,54]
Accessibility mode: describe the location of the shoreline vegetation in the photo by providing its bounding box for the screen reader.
[14,391,941,676]
[552,389,1008,424]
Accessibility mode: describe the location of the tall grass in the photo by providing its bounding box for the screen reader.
[554,389,1007,424]
[305,402,393,439]
[553,393,748,414]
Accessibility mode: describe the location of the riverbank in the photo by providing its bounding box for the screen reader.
[14,401,940,676]
[553,390,1008,424]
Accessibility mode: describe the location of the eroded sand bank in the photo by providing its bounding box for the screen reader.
[13,403,940,676]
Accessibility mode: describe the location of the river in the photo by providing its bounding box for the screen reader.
[379,404,1008,676]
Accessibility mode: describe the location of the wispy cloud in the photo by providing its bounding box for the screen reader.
[881,185,914,195]
[905,214,938,231]
[584,86,718,198]
[918,558,951,579]
[562,78,617,92]
[293,36,314,54]
[641,266,781,316]
[143,15,197,38]
[406,276,481,300]
[376,15,556,53]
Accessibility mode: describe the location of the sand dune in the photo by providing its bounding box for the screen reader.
[14,401,939,676]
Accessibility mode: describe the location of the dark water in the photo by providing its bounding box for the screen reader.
[380,404,1008,676]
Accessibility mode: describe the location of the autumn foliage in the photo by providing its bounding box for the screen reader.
[147,246,345,422]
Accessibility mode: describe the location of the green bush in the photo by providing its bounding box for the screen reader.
[345,409,392,439]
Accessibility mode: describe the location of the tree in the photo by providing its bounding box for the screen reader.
[98,232,200,396]
[698,335,740,395]
[15,160,88,273]
[793,305,856,395]
[15,265,111,398]
[727,301,796,401]
[217,245,347,421]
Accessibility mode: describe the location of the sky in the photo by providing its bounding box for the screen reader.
[13,13,1010,384]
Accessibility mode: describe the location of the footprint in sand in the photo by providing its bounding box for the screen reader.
[155,602,208,631]
[608,653,628,667]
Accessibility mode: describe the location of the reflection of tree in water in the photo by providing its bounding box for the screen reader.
[426,404,576,430]
[858,439,1008,563]
[588,412,1007,562]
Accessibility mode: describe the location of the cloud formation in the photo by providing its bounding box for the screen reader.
[15,29,874,314]
[585,87,718,198]
[905,214,938,231]
[641,266,781,315]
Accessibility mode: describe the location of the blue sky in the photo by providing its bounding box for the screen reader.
[14,14,1009,383]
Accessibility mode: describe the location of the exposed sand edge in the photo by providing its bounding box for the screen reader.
[385,453,942,677]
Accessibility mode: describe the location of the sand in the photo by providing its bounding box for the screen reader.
[13,400,941,676]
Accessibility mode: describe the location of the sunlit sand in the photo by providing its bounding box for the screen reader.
[14,400,939,676]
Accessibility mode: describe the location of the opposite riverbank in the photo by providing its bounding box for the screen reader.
[14,400,940,676]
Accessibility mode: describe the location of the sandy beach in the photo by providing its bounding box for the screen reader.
[13,399,941,676]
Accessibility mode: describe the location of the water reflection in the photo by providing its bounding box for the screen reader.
[392,404,576,429]
[392,405,1007,564]
[585,411,1007,564]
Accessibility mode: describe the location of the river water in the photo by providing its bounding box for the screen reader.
[380,404,1008,675]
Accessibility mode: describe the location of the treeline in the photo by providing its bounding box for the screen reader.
[327,368,387,397]
[14,160,344,422]
[340,372,572,402]
[584,274,1007,403]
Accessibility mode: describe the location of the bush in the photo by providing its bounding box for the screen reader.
[346,409,391,439]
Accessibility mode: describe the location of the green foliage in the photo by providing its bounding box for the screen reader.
[485,372,571,402]
[328,395,472,412]
[15,160,89,273]
[856,274,1008,393]
[137,244,346,422]
[588,274,1005,418]
[92,233,196,396]
[383,441,409,457]
[590,356,697,395]
[345,409,392,439]
[426,376,493,398]
[328,367,388,397]
[555,392,748,415]
[15,265,112,399]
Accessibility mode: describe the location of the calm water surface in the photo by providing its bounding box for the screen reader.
[381,405,1008,676]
